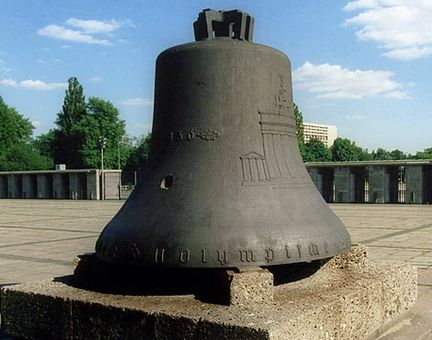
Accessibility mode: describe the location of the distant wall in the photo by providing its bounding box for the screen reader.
[0,169,121,200]
[306,161,432,204]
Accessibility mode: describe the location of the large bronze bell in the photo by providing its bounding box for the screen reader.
[96,9,351,268]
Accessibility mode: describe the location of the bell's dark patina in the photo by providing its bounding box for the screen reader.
[96,9,351,268]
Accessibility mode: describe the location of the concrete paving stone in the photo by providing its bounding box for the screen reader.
[377,286,432,340]
[387,253,427,262]
[0,201,430,338]
[407,257,432,265]
[0,219,108,230]
[418,269,432,286]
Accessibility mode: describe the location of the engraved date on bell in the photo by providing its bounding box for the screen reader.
[169,129,220,141]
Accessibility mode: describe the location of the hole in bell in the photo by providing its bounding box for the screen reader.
[160,174,174,190]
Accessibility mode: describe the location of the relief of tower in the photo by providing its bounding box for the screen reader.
[240,75,299,185]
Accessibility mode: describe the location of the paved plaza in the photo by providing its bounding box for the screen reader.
[0,200,431,338]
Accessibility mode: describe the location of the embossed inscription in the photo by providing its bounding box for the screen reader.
[110,242,333,265]
[217,250,228,265]
[112,245,118,258]
[285,244,291,258]
[201,249,208,263]
[324,241,329,254]
[265,249,274,262]
[101,244,118,259]
[274,74,290,114]
[196,129,220,141]
[178,249,190,263]
[154,248,165,263]
[169,129,220,142]
[239,250,256,262]
[130,243,141,259]
[297,244,302,258]
[308,242,319,256]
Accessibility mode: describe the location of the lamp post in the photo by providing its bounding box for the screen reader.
[117,140,121,170]
[99,137,106,200]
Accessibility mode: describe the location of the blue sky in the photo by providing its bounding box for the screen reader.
[0,0,431,153]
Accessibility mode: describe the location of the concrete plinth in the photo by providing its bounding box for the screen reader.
[1,246,417,340]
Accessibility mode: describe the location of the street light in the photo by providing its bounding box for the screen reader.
[117,135,128,170]
[99,136,106,200]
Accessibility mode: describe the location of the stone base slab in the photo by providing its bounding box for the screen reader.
[1,246,418,339]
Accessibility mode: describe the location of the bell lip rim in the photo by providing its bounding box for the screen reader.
[94,246,352,269]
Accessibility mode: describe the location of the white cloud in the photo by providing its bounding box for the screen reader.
[0,59,13,73]
[38,24,112,46]
[0,78,66,91]
[0,78,18,87]
[66,18,122,34]
[90,76,103,82]
[120,97,153,106]
[346,114,367,120]
[19,79,66,91]
[344,0,380,11]
[32,120,41,128]
[344,0,432,60]
[1,66,13,72]
[38,18,132,47]
[293,61,408,99]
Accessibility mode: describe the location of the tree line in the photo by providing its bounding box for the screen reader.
[294,104,432,162]
[0,78,431,173]
[0,77,150,173]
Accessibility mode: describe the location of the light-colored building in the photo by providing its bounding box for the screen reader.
[303,122,337,147]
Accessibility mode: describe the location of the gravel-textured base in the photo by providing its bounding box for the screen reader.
[0,246,417,340]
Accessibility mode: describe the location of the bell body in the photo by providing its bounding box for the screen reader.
[96,38,351,268]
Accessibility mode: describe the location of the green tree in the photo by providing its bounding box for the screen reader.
[331,137,365,161]
[32,131,55,159]
[293,103,304,145]
[371,147,392,160]
[80,97,127,169]
[293,102,310,161]
[389,149,407,160]
[414,147,432,159]
[52,77,88,168]
[0,96,53,170]
[303,138,332,162]
[124,133,152,171]
[0,96,33,152]
[56,77,86,133]
[0,143,53,171]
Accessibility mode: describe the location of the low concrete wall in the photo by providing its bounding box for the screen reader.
[0,169,121,200]
[334,167,354,203]
[0,175,7,198]
[52,173,68,199]
[405,165,423,204]
[37,174,52,199]
[22,175,37,199]
[7,175,21,199]
[86,170,99,200]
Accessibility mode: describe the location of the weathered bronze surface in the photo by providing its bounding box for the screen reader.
[95,9,351,268]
